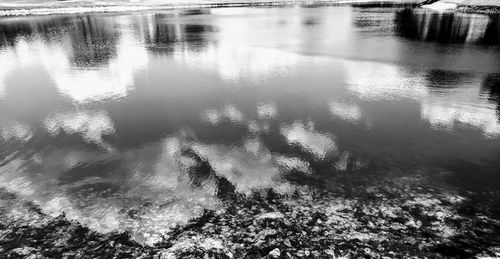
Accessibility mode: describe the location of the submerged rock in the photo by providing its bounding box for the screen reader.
[269,248,281,258]
[1,175,499,258]
[255,212,285,221]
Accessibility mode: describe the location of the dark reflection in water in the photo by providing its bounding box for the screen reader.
[69,16,119,67]
[0,17,72,47]
[1,7,500,245]
[425,70,474,89]
[141,14,216,53]
[482,74,500,117]
[395,9,500,44]
[483,14,500,45]
[0,16,119,66]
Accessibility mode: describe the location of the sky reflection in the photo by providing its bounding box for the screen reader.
[44,111,115,148]
[52,31,148,103]
[329,101,362,123]
[280,121,337,160]
[0,120,32,142]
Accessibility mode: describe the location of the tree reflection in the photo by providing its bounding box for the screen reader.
[68,16,119,67]
[0,15,119,67]
[425,70,474,89]
[395,9,470,43]
[482,14,500,45]
[141,14,216,53]
[0,16,71,48]
[481,74,500,118]
[394,9,500,45]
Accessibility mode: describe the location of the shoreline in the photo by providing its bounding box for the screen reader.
[458,5,500,14]
[1,174,499,258]
[0,1,422,17]
[1,2,500,18]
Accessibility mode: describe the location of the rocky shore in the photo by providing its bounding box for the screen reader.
[1,173,499,258]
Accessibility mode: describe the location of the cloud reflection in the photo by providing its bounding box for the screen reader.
[248,120,270,134]
[193,138,294,195]
[344,59,500,137]
[257,103,277,119]
[52,28,148,103]
[0,121,32,142]
[0,50,15,100]
[0,16,148,104]
[344,60,428,101]
[329,101,362,123]
[44,111,115,147]
[274,155,312,176]
[280,121,337,160]
[167,8,339,81]
[0,130,312,245]
[202,104,245,125]
[421,100,500,137]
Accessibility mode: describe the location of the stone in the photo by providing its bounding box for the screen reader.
[255,212,285,221]
[269,248,281,258]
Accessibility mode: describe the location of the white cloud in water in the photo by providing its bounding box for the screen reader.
[280,121,337,159]
[0,50,16,100]
[248,120,270,134]
[419,78,500,137]
[170,9,330,81]
[0,132,320,246]
[0,137,221,246]
[174,42,306,82]
[344,59,500,137]
[257,103,277,119]
[44,111,115,147]
[193,138,294,195]
[274,155,312,175]
[0,159,37,197]
[0,19,148,104]
[421,101,500,137]
[202,104,245,125]
[329,101,362,123]
[0,121,32,142]
[344,60,428,101]
[223,104,244,123]
[51,31,148,103]
[202,108,222,125]
[178,7,345,81]
[0,83,4,100]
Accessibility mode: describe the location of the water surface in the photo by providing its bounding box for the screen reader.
[1,7,500,244]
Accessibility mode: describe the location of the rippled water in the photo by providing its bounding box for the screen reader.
[1,7,500,245]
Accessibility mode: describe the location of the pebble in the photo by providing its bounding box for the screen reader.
[269,248,281,258]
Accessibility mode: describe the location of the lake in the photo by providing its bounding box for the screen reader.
[0,6,499,257]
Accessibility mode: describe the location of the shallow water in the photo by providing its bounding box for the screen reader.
[0,7,500,245]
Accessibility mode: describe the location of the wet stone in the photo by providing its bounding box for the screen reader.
[269,248,281,258]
